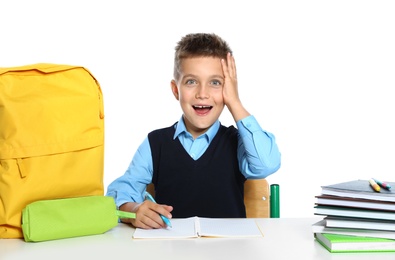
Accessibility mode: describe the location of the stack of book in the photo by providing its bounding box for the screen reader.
[312,179,395,253]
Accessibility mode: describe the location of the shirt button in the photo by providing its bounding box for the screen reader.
[190,153,195,159]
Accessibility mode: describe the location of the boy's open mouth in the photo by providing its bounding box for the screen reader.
[193,105,212,114]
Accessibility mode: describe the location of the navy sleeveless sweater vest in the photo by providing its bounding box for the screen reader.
[148,123,246,218]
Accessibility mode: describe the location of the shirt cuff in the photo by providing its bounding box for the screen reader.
[236,115,262,136]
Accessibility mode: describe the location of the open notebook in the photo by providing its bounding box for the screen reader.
[132,217,263,239]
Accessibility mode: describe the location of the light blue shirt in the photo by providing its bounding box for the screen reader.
[106,115,281,207]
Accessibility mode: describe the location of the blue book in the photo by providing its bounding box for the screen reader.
[321,179,395,202]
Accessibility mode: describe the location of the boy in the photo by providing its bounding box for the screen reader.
[106,33,281,229]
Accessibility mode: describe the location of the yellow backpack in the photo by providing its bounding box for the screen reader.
[0,63,105,238]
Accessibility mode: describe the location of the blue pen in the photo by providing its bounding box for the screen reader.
[144,191,172,228]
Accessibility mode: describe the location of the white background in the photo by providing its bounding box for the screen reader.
[2,0,395,217]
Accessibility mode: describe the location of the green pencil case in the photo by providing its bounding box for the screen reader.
[21,195,135,242]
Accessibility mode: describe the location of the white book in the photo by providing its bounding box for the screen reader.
[312,219,395,240]
[315,195,395,211]
[325,216,395,231]
[314,205,395,221]
[132,217,263,239]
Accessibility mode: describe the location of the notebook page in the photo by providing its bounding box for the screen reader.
[132,217,198,239]
[198,218,263,237]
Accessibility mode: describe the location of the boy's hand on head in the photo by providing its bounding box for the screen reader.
[130,200,173,229]
[221,52,239,107]
[221,52,250,121]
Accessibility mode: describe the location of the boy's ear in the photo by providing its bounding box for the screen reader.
[170,80,179,100]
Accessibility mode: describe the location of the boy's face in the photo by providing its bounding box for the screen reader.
[171,56,225,139]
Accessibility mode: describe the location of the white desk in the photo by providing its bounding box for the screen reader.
[1,217,395,260]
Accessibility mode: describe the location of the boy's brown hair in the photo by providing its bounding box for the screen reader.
[173,33,232,80]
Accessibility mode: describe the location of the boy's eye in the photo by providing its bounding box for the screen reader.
[186,79,196,85]
[211,80,222,86]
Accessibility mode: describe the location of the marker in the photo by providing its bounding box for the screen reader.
[369,178,381,192]
[373,178,392,190]
[145,191,172,228]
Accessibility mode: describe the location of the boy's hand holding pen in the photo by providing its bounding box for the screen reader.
[145,192,173,228]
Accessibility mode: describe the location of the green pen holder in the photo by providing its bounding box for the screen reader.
[270,184,280,218]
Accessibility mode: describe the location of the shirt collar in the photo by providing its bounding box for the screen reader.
[173,116,220,142]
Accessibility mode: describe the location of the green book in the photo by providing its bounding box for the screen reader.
[315,233,395,253]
